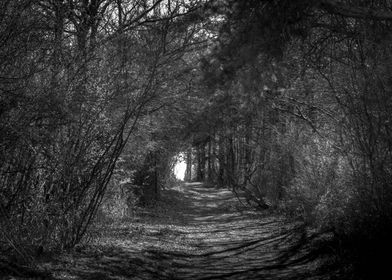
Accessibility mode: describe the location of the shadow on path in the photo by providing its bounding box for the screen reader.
[43,183,331,280]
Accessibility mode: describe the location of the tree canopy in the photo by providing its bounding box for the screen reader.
[1,0,392,278]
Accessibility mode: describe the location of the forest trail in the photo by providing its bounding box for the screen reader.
[45,183,328,280]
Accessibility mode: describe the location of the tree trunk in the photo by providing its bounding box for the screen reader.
[185,147,192,181]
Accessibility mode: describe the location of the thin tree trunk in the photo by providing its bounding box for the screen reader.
[185,147,192,181]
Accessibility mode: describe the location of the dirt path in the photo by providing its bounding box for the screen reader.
[45,183,329,280]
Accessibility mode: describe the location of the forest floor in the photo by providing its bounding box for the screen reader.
[7,183,336,280]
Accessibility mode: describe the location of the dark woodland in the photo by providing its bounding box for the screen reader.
[1,0,392,279]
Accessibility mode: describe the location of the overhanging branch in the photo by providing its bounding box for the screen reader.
[319,0,392,21]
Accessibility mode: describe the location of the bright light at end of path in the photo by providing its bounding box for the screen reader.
[174,155,186,181]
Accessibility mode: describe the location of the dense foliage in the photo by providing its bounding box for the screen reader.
[182,1,392,278]
[0,0,206,261]
[1,1,392,278]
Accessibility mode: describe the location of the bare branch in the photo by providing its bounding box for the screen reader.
[319,0,392,21]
